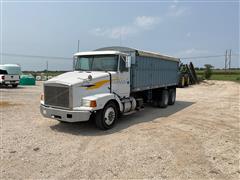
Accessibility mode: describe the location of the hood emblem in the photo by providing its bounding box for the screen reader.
[88,75,92,81]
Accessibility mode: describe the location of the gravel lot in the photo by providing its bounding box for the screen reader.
[1,81,240,179]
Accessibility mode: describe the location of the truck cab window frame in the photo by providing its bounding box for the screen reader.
[119,55,128,72]
[75,55,118,72]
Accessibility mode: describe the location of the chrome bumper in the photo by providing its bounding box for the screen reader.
[40,104,91,122]
[3,80,19,85]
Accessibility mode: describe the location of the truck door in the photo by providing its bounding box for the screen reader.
[112,55,130,98]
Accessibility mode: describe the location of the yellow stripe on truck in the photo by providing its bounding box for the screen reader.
[86,79,110,90]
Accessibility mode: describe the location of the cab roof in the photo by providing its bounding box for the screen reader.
[74,50,127,57]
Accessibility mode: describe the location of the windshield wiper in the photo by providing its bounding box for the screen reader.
[76,69,89,71]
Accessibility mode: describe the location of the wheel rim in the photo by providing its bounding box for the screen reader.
[164,93,168,105]
[172,91,175,102]
[104,107,116,125]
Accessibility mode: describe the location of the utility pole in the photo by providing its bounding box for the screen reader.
[46,60,48,80]
[120,33,122,46]
[229,49,232,70]
[225,50,227,71]
[77,40,80,52]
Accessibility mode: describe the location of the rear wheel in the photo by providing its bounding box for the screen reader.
[168,88,176,105]
[158,90,169,108]
[95,102,118,130]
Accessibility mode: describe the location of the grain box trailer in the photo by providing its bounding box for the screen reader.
[40,46,180,130]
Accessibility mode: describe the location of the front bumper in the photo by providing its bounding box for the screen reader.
[2,80,19,85]
[40,104,92,122]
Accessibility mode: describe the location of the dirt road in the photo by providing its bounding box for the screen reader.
[1,81,239,179]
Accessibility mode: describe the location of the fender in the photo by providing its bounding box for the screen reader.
[82,93,123,112]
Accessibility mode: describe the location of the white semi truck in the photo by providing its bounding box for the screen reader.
[0,64,21,88]
[40,46,180,130]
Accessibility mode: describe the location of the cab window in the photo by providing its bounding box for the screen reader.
[119,56,128,72]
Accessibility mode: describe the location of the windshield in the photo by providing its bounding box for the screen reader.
[0,69,8,74]
[0,66,21,75]
[75,55,118,71]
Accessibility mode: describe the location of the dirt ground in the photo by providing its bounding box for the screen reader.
[1,81,239,179]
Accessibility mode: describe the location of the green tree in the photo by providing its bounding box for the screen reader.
[204,64,214,80]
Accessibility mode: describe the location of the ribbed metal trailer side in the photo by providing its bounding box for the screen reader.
[131,55,179,92]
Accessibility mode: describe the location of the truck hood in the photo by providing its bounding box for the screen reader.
[45,71,110,86]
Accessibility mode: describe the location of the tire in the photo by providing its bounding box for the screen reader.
[181,77,185,87]
[158,90,169,108]
[95,102,118,130]
[168,88,176,105]
[57,120,70,124]
[12,84,18,88]
[178,76,185,88]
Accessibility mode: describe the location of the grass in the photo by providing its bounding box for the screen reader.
[196,70,240,82]
[210,74,240,81]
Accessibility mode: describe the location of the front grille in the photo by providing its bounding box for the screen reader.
[44,85,70,108]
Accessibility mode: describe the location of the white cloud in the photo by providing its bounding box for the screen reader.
[92,26,136,39]
[185,48,208,55]
[186,32,191,37]
[170,5,177,9]
[92,27,107,37]
[91,16,161,39]
[109,26,136,39]
[177,48,209,57]
[167,1,188,17]
[134,16,161,29]
[168,7,187,17]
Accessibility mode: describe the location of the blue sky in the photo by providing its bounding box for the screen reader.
[1,0,239,70]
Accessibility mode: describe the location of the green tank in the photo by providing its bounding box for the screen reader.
[20,75,36,85]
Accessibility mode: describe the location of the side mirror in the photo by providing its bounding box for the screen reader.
[126,56,131,68]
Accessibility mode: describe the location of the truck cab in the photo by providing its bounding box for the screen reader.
[40,51,133,129]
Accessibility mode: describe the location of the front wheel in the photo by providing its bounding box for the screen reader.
[95,102,118,130]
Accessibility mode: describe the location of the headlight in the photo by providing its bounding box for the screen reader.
[81,99,97,107]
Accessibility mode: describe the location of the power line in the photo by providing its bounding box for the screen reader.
[0,52,239,61]
[180,54,225,59]
[181,54,239,60]
[0,53,72,60]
